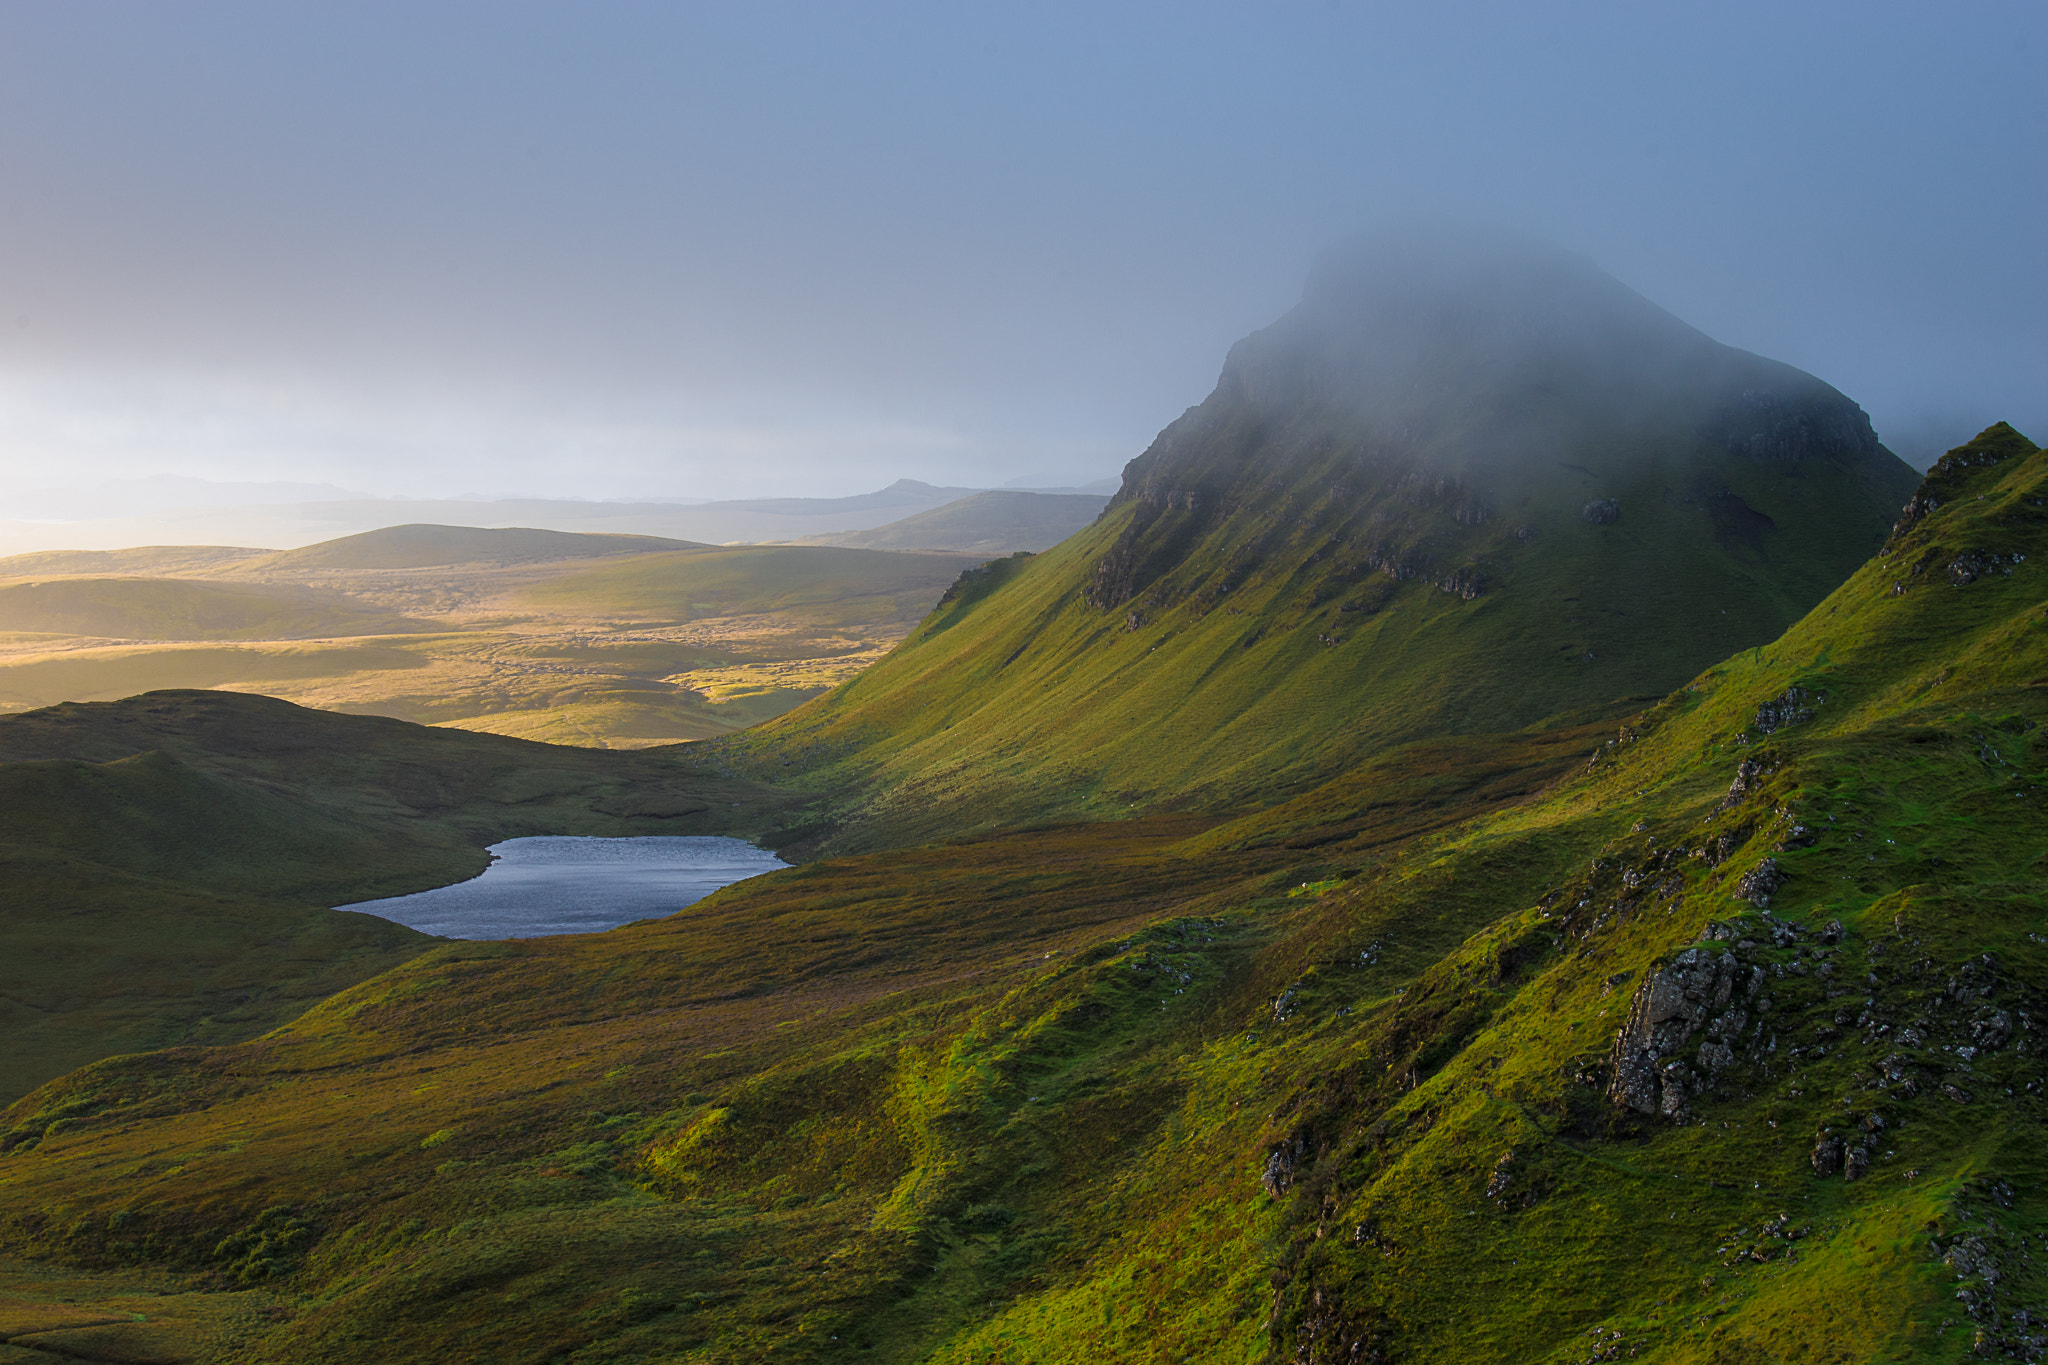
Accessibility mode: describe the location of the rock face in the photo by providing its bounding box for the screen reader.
[1609,946,1763,1118]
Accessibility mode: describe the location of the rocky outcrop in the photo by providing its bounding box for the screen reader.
[1735,858,1786,907]
[1752,686,1818,733]
[1581,499,1621,525]
[1608,945,1763,1118]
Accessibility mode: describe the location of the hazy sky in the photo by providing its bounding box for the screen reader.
[0,1,2040,503]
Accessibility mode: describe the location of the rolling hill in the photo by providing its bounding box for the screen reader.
[243,524,706,571]
[0,423,2035,1363]
[0,479,995,557]
[717,228,1921,851]
[793,490,1110,554]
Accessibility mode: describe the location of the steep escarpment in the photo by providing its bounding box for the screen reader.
[722,229,1921,852]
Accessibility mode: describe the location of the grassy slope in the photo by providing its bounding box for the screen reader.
[722,434,1912,854]
[0,425,2036,1362]
[0,691,792,1103]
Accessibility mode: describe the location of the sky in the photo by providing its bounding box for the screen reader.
[0,1,2040,505]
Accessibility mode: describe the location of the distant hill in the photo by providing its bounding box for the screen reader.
[0,545,270,578]
[795,490,1109,553]
[0,479,991,556]
[246,524,705,571]
[0,577,428,642]
[721,226,1922,850]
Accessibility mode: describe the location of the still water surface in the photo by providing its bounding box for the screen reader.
[338,835,790,939]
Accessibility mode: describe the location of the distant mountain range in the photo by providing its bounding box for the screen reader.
[0,478,1110,557]
[792,489,1107,554]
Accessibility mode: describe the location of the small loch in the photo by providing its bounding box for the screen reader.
[338,835,790,940]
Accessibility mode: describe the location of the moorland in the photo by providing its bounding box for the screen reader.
[0,530,986,749]
[0,232,2041,1365]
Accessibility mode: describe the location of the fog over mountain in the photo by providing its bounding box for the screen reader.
[0,3,2038,503]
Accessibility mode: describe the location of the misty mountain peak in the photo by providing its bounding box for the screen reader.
[1180,224,1885,486]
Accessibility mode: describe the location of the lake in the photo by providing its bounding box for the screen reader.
[337,835,790,939]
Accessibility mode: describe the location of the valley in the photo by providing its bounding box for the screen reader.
[0,532,988,748]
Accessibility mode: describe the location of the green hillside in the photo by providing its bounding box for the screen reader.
[795,490,1110,554]
[248,524,706,572]
[0,691,791,1103]
[0,423,2035,1364]
[719,234,1920,852]
[0,576,428,641]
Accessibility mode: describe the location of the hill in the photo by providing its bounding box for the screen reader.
[0,689,791,1103]
[794,490,1110,554]
[0,424,2035,1363]
[718,228,1921,851]
[0,479,993,557]
[244,524,705,571]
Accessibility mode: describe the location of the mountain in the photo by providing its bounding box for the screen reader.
[719,228,1922,851]
[792,490,1110,554]
[0,480,991,557]
[0,424,2035,1362]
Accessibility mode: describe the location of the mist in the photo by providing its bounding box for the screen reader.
[0,1,2040,510]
